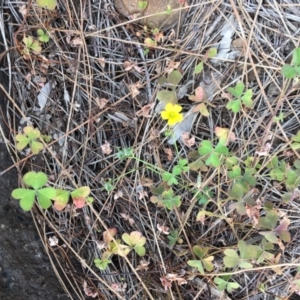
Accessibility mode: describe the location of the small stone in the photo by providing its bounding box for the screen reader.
[114,0,187,29]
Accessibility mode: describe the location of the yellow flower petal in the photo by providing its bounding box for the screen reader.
[161,111,169,120]
[173,104,182,113]
[165,103,174,112]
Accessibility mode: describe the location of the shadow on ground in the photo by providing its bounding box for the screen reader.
[0,40,69,300]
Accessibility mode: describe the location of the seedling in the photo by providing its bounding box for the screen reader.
[194,48,218,75]
[116,147,134,160]
[37,29,50,43]
[162,158,188,185]
[16,126,44,154]
[187,246,214,274]
[281,47,300,79]
[226,82,253,113]
[122,231,146,256]
[22,36,42,55]
[167,230,182,246]
[11,171,56,211]
[138,0,147,10]
[198,140,229,167]
[214,276,240,293]
[94,257,111,271]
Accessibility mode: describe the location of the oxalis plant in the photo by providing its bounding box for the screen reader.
[11,171,93,211]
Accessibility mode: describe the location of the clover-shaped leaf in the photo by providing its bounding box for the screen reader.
[71,186,90,208]
[22,36,42,54]
[214,277,240,293]
[94,258,111,270]
[11,171,55,211]
[161,189,181,210]
[16,126,43,154]
[162,171,178,186]
[122,231,146,256]
[37,29,50,43]
[188,246,214,274]
[198,140,213,155]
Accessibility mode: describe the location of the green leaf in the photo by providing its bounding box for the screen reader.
[205,153,221,167]
[228,82,245,97]
[239,261,253,269]
[292,48,300,66]
[229,182,245,199]
[238,241,257,259]
[259,231,278,243]
[269,168,285,181]
[188,158,208,172]
[11,188,32,199]
[19,191,36,211]
[281,64,296,78]
[226,282,240,293]
[156,90,177,105]
[223,249,239,268]
[241,89,253,107]
[207,47,217,58]
[194,62,204,74]
[226,99,241,113]
[31,141,44,154]
[167,70,182,87]
[122,231,146,256]
[259,210,278,229]
[167,230,179,246]
[162,171,178,186]
[134,246,146,256]
[215,143,229,155]
[214,277,227,291]
[198,140,213,155]
[37,187,56,209]
[15,134,30,150]
[36,0,57,10]
[188,260,204,274]
[37,29,50,43]
[23,171,48,190]
[161,189,181,210]
[228,166,241,179]
[193,246,208,259]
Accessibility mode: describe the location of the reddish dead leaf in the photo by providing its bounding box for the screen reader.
[111,283,127,292]
[124,60,136,71]
[129,81,142,98]
[83,281,97,298]
[246,201,261,226]
[136,260,150,271]
[181,132,195,148]
[154,31,164,43]
[164,148,173,161]
[160,276,172,291]
[103,228,117,244]
[189,86,205,102]
[136,103,154,118]
[120,213,135,226]
[138,190,148,199]
[157,224,170,235]
[101,140,112,155]
[73,197,85,208]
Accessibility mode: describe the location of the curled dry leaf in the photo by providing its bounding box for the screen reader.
[96,97,108,109]
[160,276,172,291]
[157,224,170,235]
[120,213,135,226]
[140,177,153,187]
[111,283,127,292]
[129,81,142,98]
[165,58,180,74]
[103,228,117,244]
[19,4,27,16]
[83,281,97,298]
[101,140,112,155]
[138,190,148,199]
[136,103,154,118]
[181,132,195,148]
[246,200,261,226]
[71,37,83,46]
[97,57,105,68]
[164,148,173,161]
[136,260,150,271]
[48,236,59,247]
[124,60,136,71]
[166,273,187,286]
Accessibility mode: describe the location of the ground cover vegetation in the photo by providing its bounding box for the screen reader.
[2,0,300,299]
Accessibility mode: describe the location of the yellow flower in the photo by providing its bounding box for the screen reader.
[161,103,183,126]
